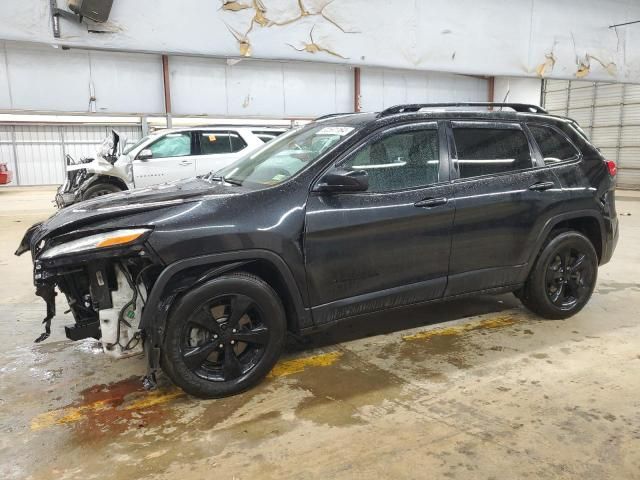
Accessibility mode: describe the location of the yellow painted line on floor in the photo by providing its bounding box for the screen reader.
[403,314,519,342]
[268,350,343,378]
[30,388,183,431]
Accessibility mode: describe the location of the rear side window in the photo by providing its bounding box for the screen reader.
[528,125,580,164]
[343,128,439,192]
[199,131,247,155]
[453,128,532,179]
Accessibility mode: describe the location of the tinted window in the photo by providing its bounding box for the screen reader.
[453,128,532,179]
[199,131,247,155]
[148,133,191,158]
[343,129,439,192]
[529,125,580,164]
[257,134,278,143]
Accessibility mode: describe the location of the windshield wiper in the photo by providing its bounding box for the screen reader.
[223,177,243,186]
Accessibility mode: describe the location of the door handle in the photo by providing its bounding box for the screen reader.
[528,181,555,191]
[179,161,193,166]
[414,197,448,208]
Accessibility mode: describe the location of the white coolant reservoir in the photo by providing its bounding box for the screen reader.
[99,265,145,358]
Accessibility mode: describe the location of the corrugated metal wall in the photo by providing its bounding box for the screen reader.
[0,124,142,185]
[543,80,640,189]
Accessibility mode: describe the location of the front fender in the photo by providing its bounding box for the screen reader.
[140,249,311,376]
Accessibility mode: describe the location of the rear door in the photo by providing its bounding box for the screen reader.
[132,131,195,187]
[446,121,561,296]
[304,121,455,325]
[194,130,248,176]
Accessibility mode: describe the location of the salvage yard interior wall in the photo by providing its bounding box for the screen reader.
[0,124,141,185]
[1,41,488,119]
[543,80,640,189]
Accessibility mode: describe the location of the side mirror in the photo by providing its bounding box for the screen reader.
[137,149,153,161]
[313,168,368,193]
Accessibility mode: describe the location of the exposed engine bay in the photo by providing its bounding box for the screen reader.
[20,225,160,362]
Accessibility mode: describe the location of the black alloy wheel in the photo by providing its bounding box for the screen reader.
[545,248,594,310]
[181,294,270,382]
[519,231,598,319]
[162,272,286,398]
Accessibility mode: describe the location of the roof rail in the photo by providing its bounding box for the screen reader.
[378,103,548,117]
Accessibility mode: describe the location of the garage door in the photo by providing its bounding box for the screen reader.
[0,124,142,185]
[543,80,640,190]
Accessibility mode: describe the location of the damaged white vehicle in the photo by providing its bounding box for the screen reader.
[56,126,287,208]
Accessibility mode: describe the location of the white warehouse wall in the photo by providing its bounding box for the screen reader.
[360,69,487,112]
[0,41,488,117]
[494,77,543,106]
[0,41,164,114]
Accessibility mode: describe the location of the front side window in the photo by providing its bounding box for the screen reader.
[215,124,353,187]
[529,125,580,164]
[199,131,247,155]
[148,132,191,159]
[453,127,532,179]
[342,128,439,192]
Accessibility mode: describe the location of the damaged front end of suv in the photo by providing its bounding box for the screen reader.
[17,221,161,378]
[15,178,239,390]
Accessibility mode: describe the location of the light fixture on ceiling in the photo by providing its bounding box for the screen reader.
[50,0,114,39]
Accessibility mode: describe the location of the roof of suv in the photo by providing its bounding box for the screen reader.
[151,126,288,135]
[315,103,576,130]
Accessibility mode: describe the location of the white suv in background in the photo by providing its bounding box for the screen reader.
[124,126,287,188]
[56,126,287,207]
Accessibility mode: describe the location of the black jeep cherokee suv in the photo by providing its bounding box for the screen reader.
[17,102,618,398]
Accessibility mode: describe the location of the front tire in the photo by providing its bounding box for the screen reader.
[82,182,122,200]
[520,231,598,319]
[161,272,286,398]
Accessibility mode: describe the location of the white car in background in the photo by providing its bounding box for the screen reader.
[55,126,287,207]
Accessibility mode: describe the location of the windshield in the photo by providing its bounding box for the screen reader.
[123,135,151,155]
[214,124,354,187]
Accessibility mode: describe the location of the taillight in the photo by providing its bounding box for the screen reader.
[605,160,617,177]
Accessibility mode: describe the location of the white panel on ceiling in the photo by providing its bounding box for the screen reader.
[282,63,353,117]
[226,61,285,117]
[169,56,228,116]
[90,51,164,114]
[359,68,384,112]
[360,68,487,112]
[6,43,90,112]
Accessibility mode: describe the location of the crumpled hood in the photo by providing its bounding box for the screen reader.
[17,178,241,254]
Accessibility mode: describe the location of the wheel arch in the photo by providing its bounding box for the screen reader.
[525,210,605,276]
[79,174,129,196]
[141,250,310,340]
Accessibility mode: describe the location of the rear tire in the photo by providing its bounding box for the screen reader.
[161,272,286,398]
[82,182,122,200]
[519,231,598,319]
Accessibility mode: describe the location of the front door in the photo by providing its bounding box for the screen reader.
[133,131,195,188]
[304,122,455,325]
[445,121,560,296]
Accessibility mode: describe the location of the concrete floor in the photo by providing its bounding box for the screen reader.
[0,186,639,480]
